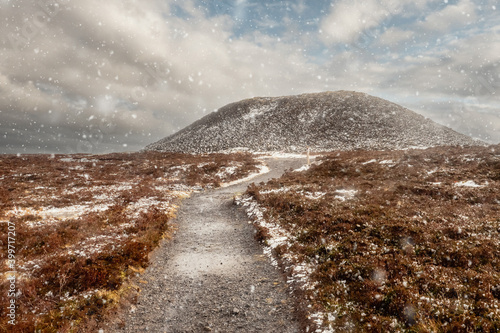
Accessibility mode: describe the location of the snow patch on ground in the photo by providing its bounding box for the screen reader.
[242,102,277,120]
[402,146,430,150]
[60,157,99,163]
[302,191,326,200]
[4,204,110,226]
[220,164,270,187]
[4,182,194,229]
[215,165,239,179]
[454,180,486,188]
[294,164,310,172]
[87,184,134,197]
[259,186,326,200]
[235,195,292,269]
[257,152,317,159]
[259,187,293,195]
[235,195,333,332]
[260,186,353,202]
[427,168,438,175]
[126,197,181,219]
[66,234,129,258]
[334,189,358,201]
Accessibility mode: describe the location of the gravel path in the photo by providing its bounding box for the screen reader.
[113,158,306,333]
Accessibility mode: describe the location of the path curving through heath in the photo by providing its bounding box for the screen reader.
[113,157,305,333]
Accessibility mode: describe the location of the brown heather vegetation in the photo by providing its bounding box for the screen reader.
[246,145,500,332]
[0,152,258,332]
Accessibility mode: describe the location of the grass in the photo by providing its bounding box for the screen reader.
[240,145,500,332]
[0,151,258,332]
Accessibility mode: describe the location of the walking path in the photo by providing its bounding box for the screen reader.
[113,158,305,332]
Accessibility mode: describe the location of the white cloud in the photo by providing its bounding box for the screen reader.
[0,0,498,153]
[0,0,324,153]
[320,0,389,44]
[319,0,436,44]
[291,0,307,14]
[420,0,477,32]
[378,27,414,45]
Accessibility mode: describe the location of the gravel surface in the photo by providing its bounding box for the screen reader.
[112,158,305,333]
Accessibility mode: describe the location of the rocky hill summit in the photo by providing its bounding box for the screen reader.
[145,91,481,153]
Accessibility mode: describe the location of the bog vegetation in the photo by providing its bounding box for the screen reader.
[0,152,258,332]
[239,145,500,332]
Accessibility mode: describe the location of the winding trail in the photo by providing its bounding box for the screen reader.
[114,158,305,333]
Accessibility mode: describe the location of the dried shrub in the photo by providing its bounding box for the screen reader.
[247,145,500,332]
[0,151,259,332]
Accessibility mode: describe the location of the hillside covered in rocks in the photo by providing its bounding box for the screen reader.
[145,91,481,153]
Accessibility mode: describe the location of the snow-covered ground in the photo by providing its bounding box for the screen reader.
[220,164,270,187]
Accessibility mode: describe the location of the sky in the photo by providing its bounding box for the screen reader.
[0,0,499,154]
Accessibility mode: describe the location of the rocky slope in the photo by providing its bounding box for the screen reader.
[145,91,481,153]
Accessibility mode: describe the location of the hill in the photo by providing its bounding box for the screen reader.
[145,91,481,153]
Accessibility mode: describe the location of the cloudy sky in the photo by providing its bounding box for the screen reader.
[1,0,499,154]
